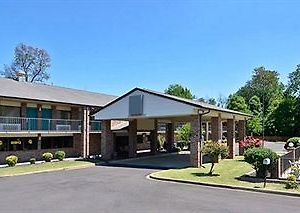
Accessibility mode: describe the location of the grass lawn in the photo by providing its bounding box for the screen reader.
[0,160,94,177]
[151,157,300,193]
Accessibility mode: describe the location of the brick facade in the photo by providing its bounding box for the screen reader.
[190,117,201,167]
[150,119,158,155]
[101,120,114,160]
[89,133,101,155]
[211,115,222,142]
[238,120,246,155]
[165,122,174,152]
[227,118,236,159]
[74,133,84,156]
[128,119,137,158]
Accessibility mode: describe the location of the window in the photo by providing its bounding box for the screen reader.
[0,138,8,151]
[9,138,23,151]
[23,138,38,150]
[0,106,21,117]
[57,110,71,120]
[41,136,73,149]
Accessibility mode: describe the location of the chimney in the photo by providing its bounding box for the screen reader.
[17,70,26,82]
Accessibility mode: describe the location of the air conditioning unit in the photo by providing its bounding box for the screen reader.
[0,123,21,131]
[56,125,71,131]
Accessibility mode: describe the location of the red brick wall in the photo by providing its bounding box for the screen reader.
[74,133,83,156]
[90,133,101,155]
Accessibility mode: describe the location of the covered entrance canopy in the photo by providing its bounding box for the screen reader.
[95,88,251,167]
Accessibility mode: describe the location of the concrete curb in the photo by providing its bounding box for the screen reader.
[148,174,300,198]
[0,163,95,178]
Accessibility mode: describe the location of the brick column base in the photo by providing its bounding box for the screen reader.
[101,120,114,160]
[128,119,137,158]
[211,116,222,142]
[227,118,235,159]
[165,122,174,152]
[238,120,246,155]
[190,117,201,167]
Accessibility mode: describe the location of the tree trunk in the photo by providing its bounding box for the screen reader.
[208,162,215,176]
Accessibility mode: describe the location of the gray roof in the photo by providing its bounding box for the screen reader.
[0,78,117,107]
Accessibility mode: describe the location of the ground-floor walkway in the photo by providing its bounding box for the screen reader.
[106,152,192,169]
[0,166,298,213]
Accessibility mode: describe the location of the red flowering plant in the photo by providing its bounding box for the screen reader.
[240,136,263,151]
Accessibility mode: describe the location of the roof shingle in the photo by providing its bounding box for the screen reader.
[0,78,116,107]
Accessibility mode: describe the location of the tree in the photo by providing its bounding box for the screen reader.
[247,95,263,135]
[226,94,249,113]
[217,94,227,108]
[203,142,228,176]
[286,64,300,98]
[266,96,298,136]
[177,123,191,143]
[207,98,217,105]
[236,67,284,114]
[249,95,261,115]
[2,43,51,82]
[164,84,195,99]
[198,97,219,106]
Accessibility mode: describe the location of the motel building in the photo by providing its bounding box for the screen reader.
[0,77,250,167]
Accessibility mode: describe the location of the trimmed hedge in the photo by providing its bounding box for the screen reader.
[5,155,18,167]
[42,152,53,162]
[30,157,36,165]
[54,151,66,161]
[284,137,300,150]
[244,147,279,178]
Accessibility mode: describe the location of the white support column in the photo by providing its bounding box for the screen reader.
[205,121,209,141]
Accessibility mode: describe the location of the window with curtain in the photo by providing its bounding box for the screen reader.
[0,106,21,117]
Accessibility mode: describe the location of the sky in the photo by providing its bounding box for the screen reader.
[1,0,300,99]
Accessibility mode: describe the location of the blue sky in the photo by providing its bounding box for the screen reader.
[1,0,300,99]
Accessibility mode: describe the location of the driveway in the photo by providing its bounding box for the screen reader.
[0,166,298,213]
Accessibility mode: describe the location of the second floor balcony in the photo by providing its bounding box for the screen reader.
[0,117,102,133]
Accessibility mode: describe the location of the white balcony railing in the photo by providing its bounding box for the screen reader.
[0,116,82,132]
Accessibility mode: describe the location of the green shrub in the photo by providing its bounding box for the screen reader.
[290,166,300,179]
[172,147,181,153]
[29,157,36,165]
[203,141,229,175]
[284,137,300,150]
[203,141,229,160]
[42,152,53,162]
[54,150,66,161]
[5,155,18,167]
[244,147,279,178]
[286,174,298,189]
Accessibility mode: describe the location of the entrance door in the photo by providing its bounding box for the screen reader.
[42,109,52,130]
[115,136,129,159]
[27,107,38,130]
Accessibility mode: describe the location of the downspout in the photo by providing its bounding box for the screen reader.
[197,108,210,167]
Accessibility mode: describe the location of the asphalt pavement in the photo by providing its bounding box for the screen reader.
[0,166,298,213]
